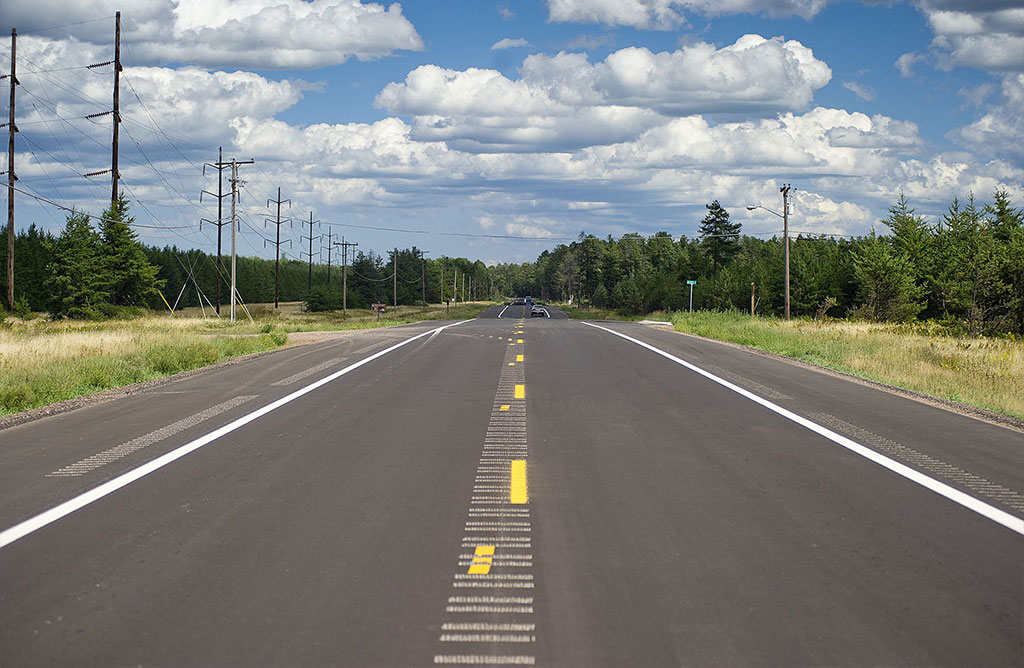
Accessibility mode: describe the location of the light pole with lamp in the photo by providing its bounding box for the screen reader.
[747,184,793,319]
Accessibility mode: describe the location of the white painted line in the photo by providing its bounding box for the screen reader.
[46,395,258,477]
[582,321,1024,537]
[434,655,535,665]
[270,357,343,386]
[498,305,510,319]
[0,320,472,551]
[542,308,550,318]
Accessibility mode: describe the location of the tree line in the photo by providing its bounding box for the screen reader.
[1,199,500,318]
[489,191,1024,336]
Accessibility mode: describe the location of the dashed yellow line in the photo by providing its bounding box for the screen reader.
[517,339,524,344]
[516,354,524,362]
[468,545,495,574]
[510,461,528,504]
[499,404,510,411]
[514,384,525,399]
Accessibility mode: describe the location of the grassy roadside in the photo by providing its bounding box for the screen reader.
[0,301,492,417]
[667,311,1024,420]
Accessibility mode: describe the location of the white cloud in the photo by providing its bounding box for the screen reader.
[842,81,875,101]
[920,3,1024,71]
[492,38,531,50]
[546,0,829,29]
[895,52,924,77]
[952,74,1024,165]
[0,0,423,69]
[375,36,830,152]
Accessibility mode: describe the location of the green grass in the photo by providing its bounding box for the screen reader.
[668,311,1024,420]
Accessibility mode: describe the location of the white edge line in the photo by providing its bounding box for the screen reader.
[581,321,1024,537]
[0,320,472,550]
[542,308,550,318]
[498,305,509,319]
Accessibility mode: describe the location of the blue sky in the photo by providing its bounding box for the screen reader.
[1,0,1021,264]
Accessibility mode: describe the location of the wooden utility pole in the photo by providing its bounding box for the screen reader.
[110,11,121,203]
[220,158,253,321]
[441,264,446,315]
[324,228,334,288]
[420,250,428,306]
[201,147,230,314]
[751,282,756,316]
[393,248,398,307]
[3,28,17,311]
[301,212,320,292]
[265,187,291,308]
[334,237,357,318]
[781,184,792,320]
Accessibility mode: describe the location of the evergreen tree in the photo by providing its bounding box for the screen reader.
[612,277,641,314]
[698,200,740,276]
[883,192,937,316]
[100,195,164,307]
[46,211,110,318]
[852,233,921,322]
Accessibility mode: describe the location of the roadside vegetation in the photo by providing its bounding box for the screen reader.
[667,311,1024,420]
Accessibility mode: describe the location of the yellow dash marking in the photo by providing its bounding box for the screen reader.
[516,354,524,362]
[468,545,495,574]
[499,405,510,411]
[508,362,516,366]
[517,339,523,344]
[510,461,528,504]
[514,384,525,399]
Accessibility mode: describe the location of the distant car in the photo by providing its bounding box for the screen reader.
[530,306,546,317]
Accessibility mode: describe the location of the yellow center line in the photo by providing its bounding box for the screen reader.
[516,354,524,362]
[508,362,515,366]
[514,384,525,399]
[468,545,495,574]
[517,339,524,344]
[510,460,528,504]
[499,404,510,411]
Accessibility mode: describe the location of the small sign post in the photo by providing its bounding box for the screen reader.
[686,280,696,312]
[371,303,387,321]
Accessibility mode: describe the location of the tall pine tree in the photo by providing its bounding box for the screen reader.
[99,195,164,307]
[45,211,110,318]
[698,200,740,276]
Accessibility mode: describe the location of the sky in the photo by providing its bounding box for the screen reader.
[0,0,1022,264]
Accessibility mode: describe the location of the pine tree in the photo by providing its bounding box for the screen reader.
[852,232,921,322]
[99,195,164,307]
[698,200,740,276]
[45,211,110,318]
[883,192,937,316]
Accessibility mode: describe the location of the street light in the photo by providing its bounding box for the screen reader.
[747,184,793,319]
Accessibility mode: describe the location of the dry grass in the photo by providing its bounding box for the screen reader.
[670,311,1024,419]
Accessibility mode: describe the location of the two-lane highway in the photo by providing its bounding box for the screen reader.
[0,311,1021,666]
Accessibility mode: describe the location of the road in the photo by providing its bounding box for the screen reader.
[1,309,1021,666]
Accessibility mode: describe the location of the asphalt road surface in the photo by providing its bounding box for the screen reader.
[1,313,1021,666]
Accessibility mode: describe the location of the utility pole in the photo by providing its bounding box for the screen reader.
[3,28,17,311]
[301,212,320,293]
[393,248,398,307]
[218,157,254,321]
[265,186,291,308]
[453,269,458,304]
[334,236,358,318]
[324,228,334,288]
[201,147,229,314]
[110,11,121,204]
[420,250,429,306]
[781,183,792,320]
[441,263,447,315]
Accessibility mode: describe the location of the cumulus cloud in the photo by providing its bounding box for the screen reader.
[546,0,830,28]
[920,2,1024,71]
[492,38,531,50]
[375,36,830,151]
[952,74,1024,165]
[0,0,423,69]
